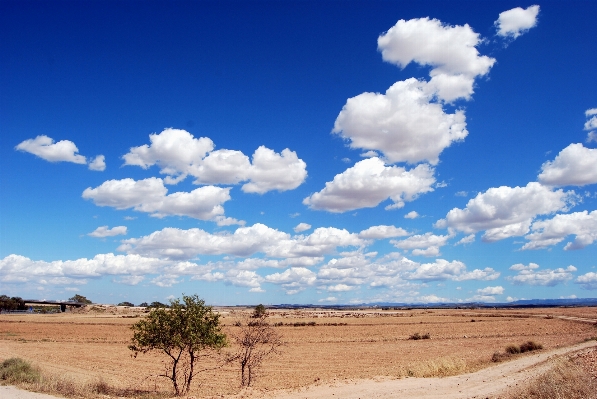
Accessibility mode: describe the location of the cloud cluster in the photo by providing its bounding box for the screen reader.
[576,272,597,290]
[508,263,576,286]
[495,5,540,39]
[585,108,597,143]
[522,210,597,250]
[303,158,435,212]
[436,182,576,242]
[122,129,307,193]
[15,135,105,171]
[391,232,453,257]
[82,177,241,224]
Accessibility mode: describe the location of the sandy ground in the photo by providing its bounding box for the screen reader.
[2,340,595,399]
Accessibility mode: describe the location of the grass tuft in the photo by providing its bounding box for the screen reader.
[0,358,40,383]
[404,357,467,377]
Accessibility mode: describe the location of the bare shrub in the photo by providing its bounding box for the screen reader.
[404,357,467,377]
[409,332,430,340]
[506,344,521,354]
[231,310,283,387]
[520,341,543,353]
[0,358,40,383]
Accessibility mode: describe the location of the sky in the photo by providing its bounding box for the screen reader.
[1,0,596,306]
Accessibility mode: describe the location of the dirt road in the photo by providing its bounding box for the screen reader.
[230,340,597,399]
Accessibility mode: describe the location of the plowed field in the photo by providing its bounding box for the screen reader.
[1,307,595,397]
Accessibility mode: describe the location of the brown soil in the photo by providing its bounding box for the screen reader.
[0,307,595,397]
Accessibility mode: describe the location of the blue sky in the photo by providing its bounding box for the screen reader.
[1,1,596,306]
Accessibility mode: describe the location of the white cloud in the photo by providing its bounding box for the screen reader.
[495,5,540,39]
[88,155,106,171]
[241,146,307,194]
[332,79,468,165]
[151,274,181,287]
[508,263,576,286]
[0,253,169,284]
[455,234,475,246]
[406,259,495,282]
[576,272,597,290]
[82,177,236,222]
[585,108,597,130]
[87,225,127,238]
[522,210,597,250]
[358,225,409,239]
[119,224,363,261]
[294,223,312,233]
[15,135,87,164]
[587,132,597,143]
[477,286,504,295]
[303,158,435,212]
[318,296,338,303]
[391,232,452,257]
[114,275,144,285]
[455,191,468,197]
[538,144,597,186]
[436,182,576,241]
[404,211,419,219]
[418,294,449,303]
[378,17,495,102]
[265,267,316,294]
[327,284,355,292]
[122,128,307,193]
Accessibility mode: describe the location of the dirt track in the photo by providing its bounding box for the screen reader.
[229,340,597,399]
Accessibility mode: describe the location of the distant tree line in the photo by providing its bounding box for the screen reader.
[0,295,26,311]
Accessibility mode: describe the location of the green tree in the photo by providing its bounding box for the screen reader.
[252,304,266,318]
[0,296,26,311]
[139,302,149,307]
[118,301,135,307]
[128,294,227,396]
[149,301,168,308]
[68,294,92,304]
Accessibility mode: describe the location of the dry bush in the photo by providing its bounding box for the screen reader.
[494,341,543,362]
[408,332,430,340]
[508,358,597,399]
[0,358,40,384]
[404,357,467,377]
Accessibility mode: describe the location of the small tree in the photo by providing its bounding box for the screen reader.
[252,304,266,318]
[232,308,283,387]
[68,294,92,304]
[128,294,226,396]
[118,301,135,307]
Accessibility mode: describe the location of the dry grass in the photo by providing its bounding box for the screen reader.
[403,357,468,377]
[0,357,168,399]
[508,357,597,399]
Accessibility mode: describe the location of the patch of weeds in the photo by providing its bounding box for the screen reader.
[492,341,543,362]
[409,332,431,340]
[0,358,41,383]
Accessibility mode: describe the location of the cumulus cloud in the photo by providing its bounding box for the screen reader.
[436,182,576,241]
[522,210,597,250]
[358,225,409,239]
[508,263,576,286]
[585,108,597,130]
[87,225,127,238]
[326,283,356,292]
[404,211,419,219]
[455,234,475,246]
[332,80,468,165]
[391,232,452,257]
[576,272,597,290]
[82,177,239,223]
[404,259,499,282]
[122,128,307,193]
[265,267,316,294]
[538,144,597,186]
[88,155,106,171]
[587,132,597,143]
[477,286,504,295]
[495,5,540,39]
[16,135,87,164]
[303,158,435,213]
[119,224,364,261]
[293,223,312,233]
[0,253,168,284]
[378,17,495,102]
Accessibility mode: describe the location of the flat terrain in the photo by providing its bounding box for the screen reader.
[1,306,596,397]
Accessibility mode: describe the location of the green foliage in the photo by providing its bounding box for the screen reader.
[252,304,266,318]
[0,295,26,311]
[149,301,168,308]
[129,294,227,396]
[118,301,135,307]
[0,358,40,383]
[68,294,92,304]
[139,302,149,307]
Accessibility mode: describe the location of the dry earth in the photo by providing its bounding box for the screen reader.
[1,306,596,398]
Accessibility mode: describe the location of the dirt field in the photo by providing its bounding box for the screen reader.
[1,306,596,397]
